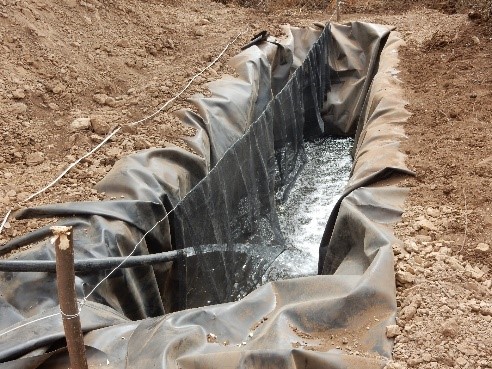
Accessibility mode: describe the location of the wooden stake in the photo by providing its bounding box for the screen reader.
[337,0,341,22]
[51,226,89,369]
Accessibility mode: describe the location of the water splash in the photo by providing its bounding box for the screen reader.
[267,136,353,280]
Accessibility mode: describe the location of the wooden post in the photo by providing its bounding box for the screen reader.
[51,226,89,369]
[336,0,341,22]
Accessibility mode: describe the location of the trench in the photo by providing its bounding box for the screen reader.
[270,136,354,280]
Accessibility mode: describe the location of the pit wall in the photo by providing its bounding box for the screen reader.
[0,23,411,368]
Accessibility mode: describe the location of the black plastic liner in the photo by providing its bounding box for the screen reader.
[0,22,412,368]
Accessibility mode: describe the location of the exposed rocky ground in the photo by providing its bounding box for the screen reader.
[0,0,491,368]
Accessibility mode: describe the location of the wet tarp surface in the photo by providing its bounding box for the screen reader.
[0,22,411,368]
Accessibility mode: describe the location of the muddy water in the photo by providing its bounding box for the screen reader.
[266,137,354,280]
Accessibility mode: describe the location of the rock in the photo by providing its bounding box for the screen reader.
[70,117,91,132]
[48,102,59,110]
[468,10,482,21]
[105,96,117,107]
[107,147,121,158]
[465,264,485,281]
[456,357,467,366]
[16,192,29,202]
[93,93,108,105]
[396,271,415,285]
[415,218,437,231]
[194,28,205,37]
[121,124,137,134]
[386,325,401,338]
[116,39,130,48]
[446,257,465,272]
[25,152,44,166]
[134,138,151,150]
[441,318,459,338]
[471,36,480,45]
[12,89,25,99]
[10,102,27,114]
[407,357,422,366]
[476,243,490,253]
[383,361,405,369]
[90,116,111,135]
[403,240,418,253]
[400,305,417,321]
[52,83,66,94]
[422,353,432,362]
[426,207,440,218]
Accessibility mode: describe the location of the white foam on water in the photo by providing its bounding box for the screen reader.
[274,137,353,278]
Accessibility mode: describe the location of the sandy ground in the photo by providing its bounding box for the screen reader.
[0,0,491,368]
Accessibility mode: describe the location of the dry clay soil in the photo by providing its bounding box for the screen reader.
[0,1,491,368]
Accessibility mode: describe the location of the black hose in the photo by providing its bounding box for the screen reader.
[0,248,192,273]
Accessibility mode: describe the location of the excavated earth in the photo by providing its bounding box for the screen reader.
[0,1,491,368]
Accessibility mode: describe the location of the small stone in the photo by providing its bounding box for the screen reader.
[206,333,217,343]
[396,271,415,285]
[134,138,151,150]
[400,305,417,321]
[441,318,459,338]
[70,117,91,132]
[194,28,205,37]
[12,89,25,99]
[407,357,423,366]
[383,361,405,369]
[105,96,117,107]
[16,192,29,202]
[386,325,401,338]
[465,264,485,281]
[471,36,480,45]
[415,218,437,231]
[25,152,44,166]
[10,102,28,114]
[90,116,111,135]
[476,243,490,253]
[456,357,467,366]
[116,39,129,48]
[52,82,65,94]
[426,207,440,218]
[121,124,137,134]
[48,102,59,110]
[93,93,108,105]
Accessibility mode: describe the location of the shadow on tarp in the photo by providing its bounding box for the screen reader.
[0,22,412,368]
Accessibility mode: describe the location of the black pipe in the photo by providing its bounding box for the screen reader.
[0,248,191,273]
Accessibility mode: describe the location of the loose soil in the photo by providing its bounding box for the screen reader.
[0,1,491,368]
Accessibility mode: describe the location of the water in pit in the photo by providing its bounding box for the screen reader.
[265,136,354,281]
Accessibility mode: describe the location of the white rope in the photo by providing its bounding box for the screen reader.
[127,28,248,127]
[0,29,247,236]
[0,312,60,338]
[83,203,179,300]
[0,29,251,340]
[0,209,11,235]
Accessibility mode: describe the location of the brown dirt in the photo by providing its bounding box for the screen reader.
[0,0,491,368]
[0,0,324,242]
[347,5,492,369]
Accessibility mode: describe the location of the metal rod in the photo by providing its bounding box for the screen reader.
[52,226,89,369]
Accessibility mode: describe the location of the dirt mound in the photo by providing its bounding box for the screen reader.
[0,0,323,243]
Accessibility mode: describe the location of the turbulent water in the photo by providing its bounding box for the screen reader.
[267,137,354,280]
